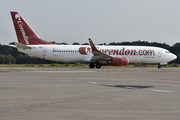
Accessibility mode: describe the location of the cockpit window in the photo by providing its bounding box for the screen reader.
[165,51,170,53]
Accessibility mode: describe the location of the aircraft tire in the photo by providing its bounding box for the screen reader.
[89,64,94,69]
[96,63,101,69]
[158,65,162,69]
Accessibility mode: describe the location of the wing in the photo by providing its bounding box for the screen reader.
[88,38,112,61]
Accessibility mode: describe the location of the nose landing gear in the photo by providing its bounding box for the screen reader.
[158,64,162,69]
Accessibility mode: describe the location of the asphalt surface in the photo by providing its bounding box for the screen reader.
[0,67,180,120]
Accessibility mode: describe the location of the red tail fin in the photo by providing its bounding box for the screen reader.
[11,12,54,45]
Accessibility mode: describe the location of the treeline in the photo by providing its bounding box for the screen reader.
[0,41,179,64]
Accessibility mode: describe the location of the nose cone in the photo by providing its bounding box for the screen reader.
[171,53,177,60]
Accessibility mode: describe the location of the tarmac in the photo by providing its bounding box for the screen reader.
[0,67,180,120]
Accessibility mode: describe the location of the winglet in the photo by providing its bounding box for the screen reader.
[88,38,98,51]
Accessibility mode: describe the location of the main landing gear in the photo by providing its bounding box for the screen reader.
[89,63,101,69]
[89,64,94,68]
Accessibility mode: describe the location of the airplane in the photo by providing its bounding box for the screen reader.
[10,11,177,69]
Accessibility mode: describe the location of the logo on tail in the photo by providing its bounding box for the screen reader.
[15,14,21,20]
[15,14,29,45]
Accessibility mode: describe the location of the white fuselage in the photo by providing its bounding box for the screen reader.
[17,45,177,64]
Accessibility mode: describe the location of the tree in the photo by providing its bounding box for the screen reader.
[82,43,89,45]
[56,42,68,45]
[72,42,80,45]
[0,54,5,64]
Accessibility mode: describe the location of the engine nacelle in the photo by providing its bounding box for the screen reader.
[112,57,129,66]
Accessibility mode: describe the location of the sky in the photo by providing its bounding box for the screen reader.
[1,0,180,46]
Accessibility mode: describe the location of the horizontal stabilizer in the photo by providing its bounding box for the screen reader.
[15,43,32,49]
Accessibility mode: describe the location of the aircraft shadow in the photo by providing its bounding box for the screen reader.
[103,84,154,89]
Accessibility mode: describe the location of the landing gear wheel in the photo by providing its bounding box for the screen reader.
[158,65,162,69]
[89,64,94,69]
[96,63,101,69]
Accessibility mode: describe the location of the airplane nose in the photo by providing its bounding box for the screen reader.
[171,54,177,60]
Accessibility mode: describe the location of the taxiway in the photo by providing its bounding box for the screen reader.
[0,67,180,120]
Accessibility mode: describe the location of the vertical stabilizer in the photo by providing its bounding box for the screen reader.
[11,12,54,45]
